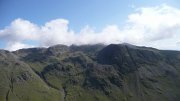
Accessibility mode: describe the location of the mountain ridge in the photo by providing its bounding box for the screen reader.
[0,43,180,101]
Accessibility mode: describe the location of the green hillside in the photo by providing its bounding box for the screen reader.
[0,44,179,101]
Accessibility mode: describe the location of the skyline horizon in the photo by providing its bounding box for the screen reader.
[0,0,180,51]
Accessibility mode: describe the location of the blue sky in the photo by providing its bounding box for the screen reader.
[1,0,179,30]
[0,0,180,50]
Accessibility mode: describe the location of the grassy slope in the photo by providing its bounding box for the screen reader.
[0,51,62,101]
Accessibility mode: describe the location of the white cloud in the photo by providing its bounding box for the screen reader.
[0,18,38,42]
[39,19,75,46]
[0,18,39,51]
[127,4,180,41]
[5,42,34,51]
[0,4,180,50]
[124,4,180,50]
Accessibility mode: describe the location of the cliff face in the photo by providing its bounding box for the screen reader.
[0,44,180,101]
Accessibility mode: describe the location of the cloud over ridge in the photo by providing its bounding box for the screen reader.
[0,4,180,51]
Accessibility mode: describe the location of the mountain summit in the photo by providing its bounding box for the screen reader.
[0,44,180,101]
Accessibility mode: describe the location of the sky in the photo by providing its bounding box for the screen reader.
[0,0,180,51]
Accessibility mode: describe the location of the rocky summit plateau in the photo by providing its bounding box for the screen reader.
[0,44,180,101]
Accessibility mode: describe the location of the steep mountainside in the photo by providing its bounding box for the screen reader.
[0,44,180,101]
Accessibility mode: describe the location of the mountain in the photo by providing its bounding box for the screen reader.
[0,44,180,101]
